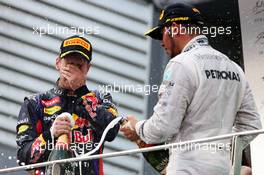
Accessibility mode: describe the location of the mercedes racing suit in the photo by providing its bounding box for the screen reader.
[135,35,262,175]
[16,84,120,175]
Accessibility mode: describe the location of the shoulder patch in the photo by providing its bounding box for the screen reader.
[18,124,29,134]
[163,69,172,81]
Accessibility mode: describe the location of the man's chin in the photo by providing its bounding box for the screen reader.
[59,79,72,90]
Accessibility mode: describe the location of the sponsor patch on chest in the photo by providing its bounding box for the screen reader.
[41,97,61,107]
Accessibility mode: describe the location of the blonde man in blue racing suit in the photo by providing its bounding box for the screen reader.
[16,35,119,175]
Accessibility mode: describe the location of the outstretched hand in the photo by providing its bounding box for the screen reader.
[120,115,140,142]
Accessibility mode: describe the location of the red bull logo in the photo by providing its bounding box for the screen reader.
[81,93,98,118]
[72,114,90,129]
[73,129,93,143]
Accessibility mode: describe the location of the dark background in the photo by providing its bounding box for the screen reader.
[195,0,244,69]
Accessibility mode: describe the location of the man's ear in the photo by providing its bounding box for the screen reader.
[171,22,180,37]
[55,57,61,70]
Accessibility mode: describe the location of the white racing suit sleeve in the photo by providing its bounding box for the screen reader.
[135,61,195,144]
[233,81,262,146]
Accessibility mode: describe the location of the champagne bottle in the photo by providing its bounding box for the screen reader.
[46,134,75,175]
[121,119,169,174]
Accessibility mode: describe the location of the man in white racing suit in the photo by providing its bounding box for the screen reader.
[121,3,262,175]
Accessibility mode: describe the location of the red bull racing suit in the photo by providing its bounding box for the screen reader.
[16,84,120,175]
